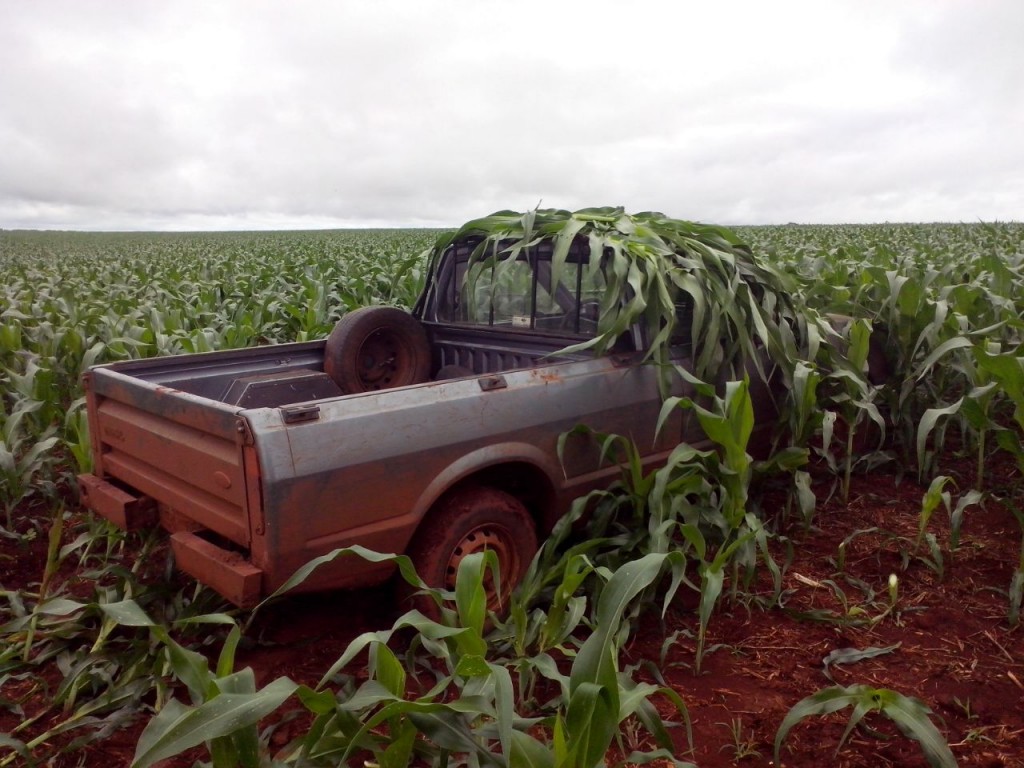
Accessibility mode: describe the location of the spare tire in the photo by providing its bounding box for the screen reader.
[324,307,431,393]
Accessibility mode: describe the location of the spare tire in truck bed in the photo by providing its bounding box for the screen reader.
[324,306,432,393]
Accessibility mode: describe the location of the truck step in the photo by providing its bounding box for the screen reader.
[77,474,157,530]
[170,531,263,608]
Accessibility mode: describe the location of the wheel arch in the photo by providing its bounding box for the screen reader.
[410,443,560,538]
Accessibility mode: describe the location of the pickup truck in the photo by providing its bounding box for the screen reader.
[77,211,789,609]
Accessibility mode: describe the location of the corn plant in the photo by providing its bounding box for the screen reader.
[537,374,798,675]
[132,622,297,768]
[0,398,60,528]
[127,546,694,768]
[777,360,824,528]
[774,684,957,767]
[815,319,887,504]
[785,572,883,628]
[968,348,1024,625]
[0,523,229,765]
[912,475,983,577]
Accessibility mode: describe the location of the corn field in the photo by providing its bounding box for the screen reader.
[1,221,1023,767]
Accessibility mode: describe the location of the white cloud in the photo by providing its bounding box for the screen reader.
[1,0,1020,230]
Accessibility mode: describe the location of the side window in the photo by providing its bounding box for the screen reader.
[670,294,694,347]
[465,258,536,327]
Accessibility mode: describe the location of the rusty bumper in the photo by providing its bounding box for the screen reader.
[78,473,157,529]
[78,473,264,608]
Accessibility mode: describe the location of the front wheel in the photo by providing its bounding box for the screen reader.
[403,487,538,619]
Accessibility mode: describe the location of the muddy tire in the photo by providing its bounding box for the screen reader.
[402,487,538,620]
[324,307,431,393]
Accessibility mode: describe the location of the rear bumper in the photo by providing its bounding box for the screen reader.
[78,473,264,608]
[170,531,263,608]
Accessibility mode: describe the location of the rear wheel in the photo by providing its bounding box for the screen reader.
[403,487,538,619]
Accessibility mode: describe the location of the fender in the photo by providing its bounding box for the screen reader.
[410,441,562,523]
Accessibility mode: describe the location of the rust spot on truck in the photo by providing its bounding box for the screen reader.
[531,370,563,384]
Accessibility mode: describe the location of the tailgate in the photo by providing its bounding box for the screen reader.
[84,367,252,547]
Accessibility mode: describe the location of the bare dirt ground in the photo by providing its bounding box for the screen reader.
[2,451,1023,767]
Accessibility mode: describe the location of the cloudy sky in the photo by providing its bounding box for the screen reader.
[1,1,1021,231]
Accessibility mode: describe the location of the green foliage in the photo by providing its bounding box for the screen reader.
[538,372,795,676]
[747,223,1023,486]
[122,547,694,768]
[3,222,1024,764]
[718,717,762,761]
[0,514,233,766]
[421,208,804,387]
[774,684,957,768]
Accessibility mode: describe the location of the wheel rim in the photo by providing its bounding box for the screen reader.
[356,329,410,388]
[445,523,519,612]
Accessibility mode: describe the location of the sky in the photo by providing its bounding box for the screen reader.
[1,1,1021,232]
